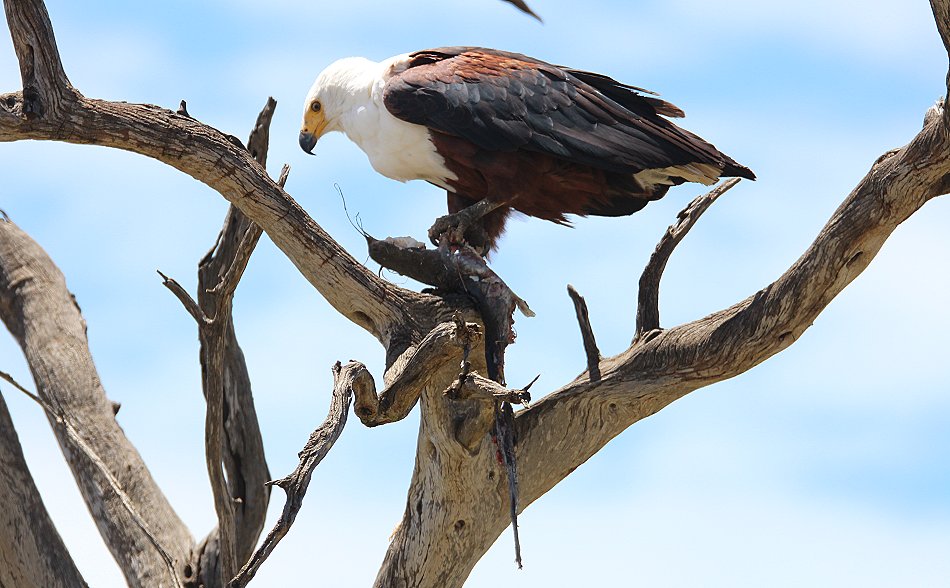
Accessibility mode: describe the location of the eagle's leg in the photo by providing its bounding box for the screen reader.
[429,196,510,254]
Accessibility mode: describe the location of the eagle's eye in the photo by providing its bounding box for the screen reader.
[310,100,322,113]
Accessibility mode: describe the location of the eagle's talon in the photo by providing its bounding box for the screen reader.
[428,211,490,255]
[427,212,459,247]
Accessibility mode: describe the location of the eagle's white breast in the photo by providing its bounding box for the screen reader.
[335,55,456,190]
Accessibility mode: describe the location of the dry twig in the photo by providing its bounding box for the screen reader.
[567,284,601,381]
[229,362,356,588]
[636,178,741,339]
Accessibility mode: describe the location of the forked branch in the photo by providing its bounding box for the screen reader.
[158,97,286,586]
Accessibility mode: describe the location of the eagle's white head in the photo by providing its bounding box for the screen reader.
[299,57,381,154]
[297,53,453,188]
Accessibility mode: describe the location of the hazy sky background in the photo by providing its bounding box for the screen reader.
[1,0,949,586]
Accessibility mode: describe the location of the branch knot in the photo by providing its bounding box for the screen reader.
[22,86,42,120]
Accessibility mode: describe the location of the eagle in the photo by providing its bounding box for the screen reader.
[299,47,754,253]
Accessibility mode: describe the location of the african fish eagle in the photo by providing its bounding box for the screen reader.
[299,47,754,252]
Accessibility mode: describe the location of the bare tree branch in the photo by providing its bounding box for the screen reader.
[566,284,601,381]
[0,380,87,588]
[500,0,541,21]
[2,1,948,587]
[156,266,237,582]
[636,178,740,339]
[229,361,355,588]
[2,0,70,115]
[0,217,194,587]
[445,371,533,404]
[158,270,208,324]
[0,0,452,348]
[186,98,283,586]
[199,265,239,584]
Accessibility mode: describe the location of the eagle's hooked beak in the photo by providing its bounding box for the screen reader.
[300,106,329,155]
[299,130,317,154]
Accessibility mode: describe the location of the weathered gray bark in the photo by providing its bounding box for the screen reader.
[0,0,947,586]
[0,389,88,588]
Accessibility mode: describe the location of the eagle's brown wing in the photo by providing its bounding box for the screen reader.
[382,47,754,180]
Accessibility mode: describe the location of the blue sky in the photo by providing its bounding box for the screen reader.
[1,0,948,586]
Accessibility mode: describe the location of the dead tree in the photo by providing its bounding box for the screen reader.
[0,0,948,586]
